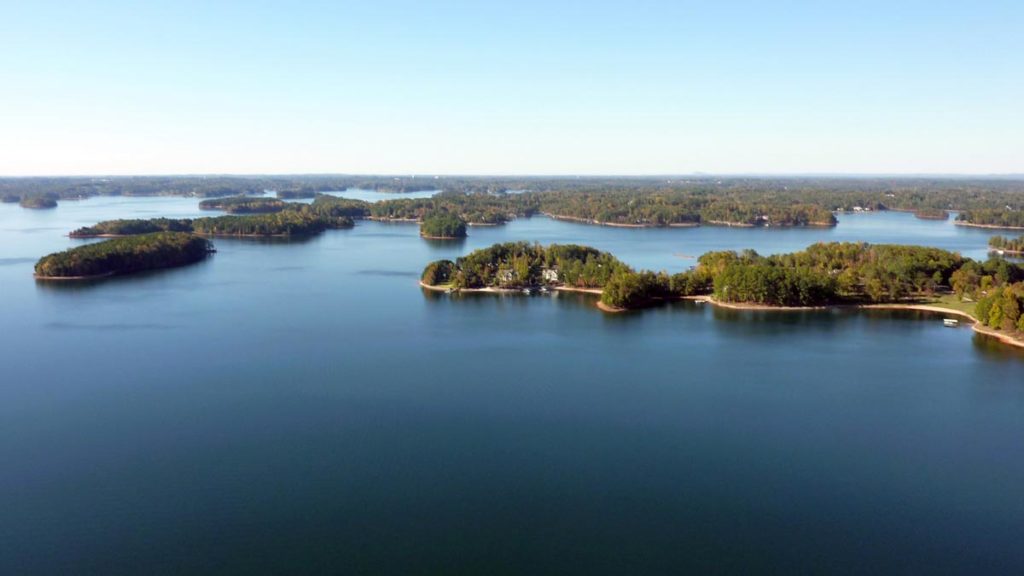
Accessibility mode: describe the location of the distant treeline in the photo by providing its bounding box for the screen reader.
[35,232,213,279]
[6,175,1024,225]
[70,200,357,238]
[422,241,1024,315]
[19,196,58,209]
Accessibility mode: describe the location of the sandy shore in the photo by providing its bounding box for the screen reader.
[542,213,699,228]
[419,281,1024,349]
[698,298,1024,350]
[954,221,1024,230]
[420,281,603,296]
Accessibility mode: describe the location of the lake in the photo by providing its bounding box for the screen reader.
[1,194,1022,574]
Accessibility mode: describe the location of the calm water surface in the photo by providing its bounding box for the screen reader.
[1,197,1022,574]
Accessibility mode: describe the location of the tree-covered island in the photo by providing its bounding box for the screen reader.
[34,232,214,280]
[198,196,287,213]
[19,196,58,209]
[421,241,1024,344]
[420,212,468,239]
[70,204,356,239]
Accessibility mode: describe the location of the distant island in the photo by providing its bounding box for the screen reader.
[6,175,1024,231]
[420,212,467,239]
[276,188,319,199]
[34,232,214,280]
[69,199,357,239]
[19,196,57,209]
[198,196,287,213]
[913,208,949,220]
[421,241,1024,348]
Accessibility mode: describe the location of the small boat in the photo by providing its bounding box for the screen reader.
[943,318,959,327]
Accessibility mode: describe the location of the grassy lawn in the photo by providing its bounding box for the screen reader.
[921,293,978,318]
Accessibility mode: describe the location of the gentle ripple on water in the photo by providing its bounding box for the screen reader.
[0,195,1022,574]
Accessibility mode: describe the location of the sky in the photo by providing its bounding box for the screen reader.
[0,0,1021,176]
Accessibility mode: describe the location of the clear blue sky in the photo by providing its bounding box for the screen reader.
[1,1,1021,175]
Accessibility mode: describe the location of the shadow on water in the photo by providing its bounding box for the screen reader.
[207,233,322,247]
[421,236,467,251]
[972,333,1024,362]
[419,287,601,314]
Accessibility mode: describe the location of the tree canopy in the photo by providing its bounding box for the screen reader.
[35,232,213,279]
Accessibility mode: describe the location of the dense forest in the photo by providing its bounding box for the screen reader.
[19,196,58,209]
[70,204,355,239]
[71,218,194,237]
[6,176,1024,225]
[198,196,287,213]
[34,232,213,279]
[956,209,1024,229]
[420,212,467,238]
[275,188,319,199]
[421,242,631,290]
[975,284,1024,334]
[989,235,1024,254]
[913,208,949,220]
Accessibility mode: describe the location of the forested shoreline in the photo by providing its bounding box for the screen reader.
[421,241,1024,341]
[70,199,358,238]
[34,232,214,279]
[989,235,1024,254]
[5,175,1024,229]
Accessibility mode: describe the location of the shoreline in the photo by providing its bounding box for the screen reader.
[366,217,419,223]
[543,213,833,229]
[542,213,699,228]
[419,282,1024,350]
[420,234,466,240]
[954,221,1024,231]
[419,280,603,296]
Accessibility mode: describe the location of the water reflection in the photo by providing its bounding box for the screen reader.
[421,236,467,251]
[972,333,1024,361]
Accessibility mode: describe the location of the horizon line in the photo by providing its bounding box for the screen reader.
[2,172,1024,180]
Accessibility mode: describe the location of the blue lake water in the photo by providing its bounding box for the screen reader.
[1,196,1022,574]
